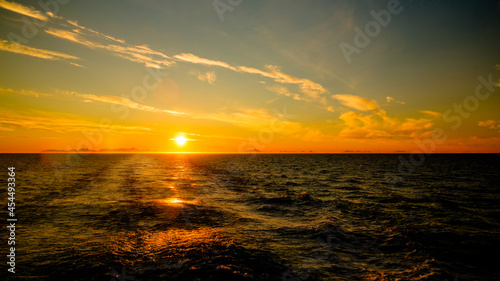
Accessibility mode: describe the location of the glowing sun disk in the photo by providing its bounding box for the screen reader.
[175,136,186,145]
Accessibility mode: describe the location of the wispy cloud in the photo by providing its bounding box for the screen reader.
[3,86,319,138]
[386,96,406,104]
[420,110,442,117]
[234,65,325,98]
[332,94,380,112]
[2,1,327,104]
[66,20,126,44]
[174,53,326,98]
[62,90,185,116]
[65,89,313,138]
[194,106,335,144]
[197,71,217,85]
[2,1,326,99]
[0,39,80,64]
[0,87,51,98]
[45,28,89,45]
[0,113,153,134]
[45,28,174,68]
[478,120,500,132]
[0,0,48,21]
[249,65,326,98]
[2,1,171,69]
[175,53,236,70]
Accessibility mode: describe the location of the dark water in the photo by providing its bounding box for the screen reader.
[0,153,499,281]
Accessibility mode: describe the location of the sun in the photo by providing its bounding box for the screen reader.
[174,136,187,145]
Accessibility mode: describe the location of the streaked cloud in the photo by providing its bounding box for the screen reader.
[66,20,126,44]
[1,1,327,98]
[0,87,51,98]
[239,65,326,98]
[175,53,236,70]
[62,90,185,116]
[0,39,79,63]
[420,110,442,117]
[174,53,326,98]
[45,28,89,45]
[0,0,48,21]
[260,65,326,98]
[3,1,493,153]
[0,113,153,134]
[45,28,174,68]
[332,94,380,112]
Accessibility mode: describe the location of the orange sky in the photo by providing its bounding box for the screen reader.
[0,0,499,153]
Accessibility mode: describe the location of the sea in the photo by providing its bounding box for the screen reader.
[0,153,499,281]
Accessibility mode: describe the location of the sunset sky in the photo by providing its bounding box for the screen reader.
[1,0,499,153]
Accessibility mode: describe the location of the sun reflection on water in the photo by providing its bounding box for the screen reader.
[162,198,184,204]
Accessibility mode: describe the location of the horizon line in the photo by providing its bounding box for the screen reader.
[1,151,499,154]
